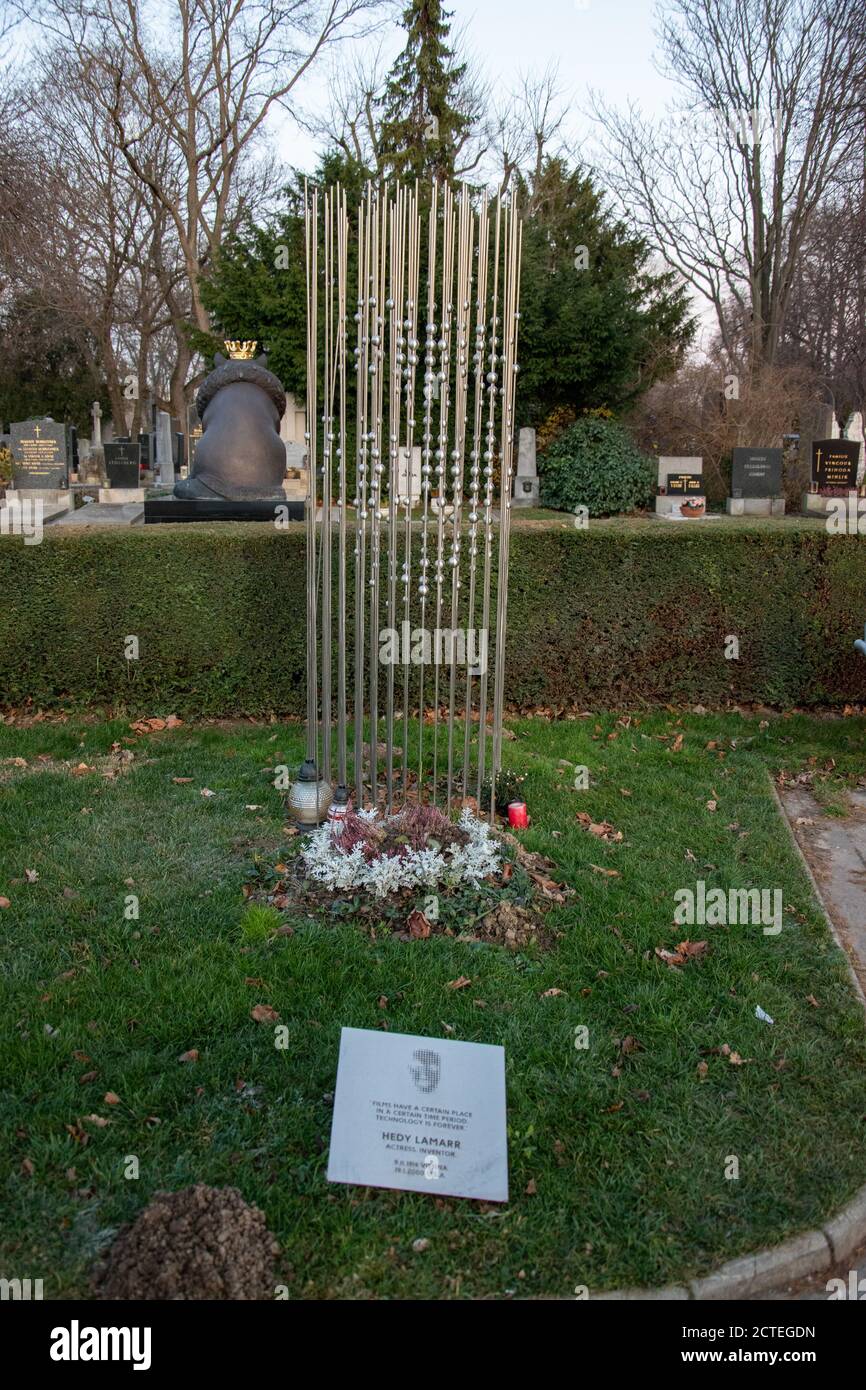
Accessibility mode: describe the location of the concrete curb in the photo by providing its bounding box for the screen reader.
[593,779,866,1301]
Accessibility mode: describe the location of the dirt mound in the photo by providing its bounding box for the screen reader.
[93,1184,280,1300]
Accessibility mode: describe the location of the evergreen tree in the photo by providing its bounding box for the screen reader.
[378,0,472,183]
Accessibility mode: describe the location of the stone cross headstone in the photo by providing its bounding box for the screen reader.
[91,402,102,448]
[512,427,539,508]
[155,410,175,489]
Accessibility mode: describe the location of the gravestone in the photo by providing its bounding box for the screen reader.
[102,440,143,500]
[11,419,68,489]
[7,419,72,515]
[512,427,539,508]
[155,410,175,489]
[327,1027,508,1202]
[812,439,859,490]
[173,432,186,476]
[68,426,79,478]
[802,438,861,516]
[397,445,422,504]
[91,401,102,448]
[726,447,785,517]
[138,433,152,472]
[655,456,705,517]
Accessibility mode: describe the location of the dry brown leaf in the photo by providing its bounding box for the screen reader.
[696,1061,708,1079]
[806,994,820,1008]
[706,799,718,812]
[525,1178,537,1195]
[0,896,10,909]
[172,777,193,785]
[671,733,684,752]
[445,976,472,990]
[104,1092,120,1105]
[250,1003,280,1024]
[244,977,266,987]
[83,1114,110,1127]
[20,1157,35,1177]
[177,1049,199,1063]
[78,1071,98,1084]
[407,908,432,940]
[541,987,565,997]
[589,864,620,878]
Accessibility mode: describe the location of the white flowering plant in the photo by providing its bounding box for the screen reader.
[301,803,501,900]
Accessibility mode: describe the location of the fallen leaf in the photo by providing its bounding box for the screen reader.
[104,1092,120,1105]
[541,987,565,997]
[24,868,38,883]
[250,1003,280,1024]
[589,864,620,877]
[178,1049,199,1063]
[671,733,684,752]
[83,1114,110,1127]
[696,1061,708,1079]
[200,788,216,798]
[706,799,718,812]
[172,777,193,785]
[78,1071,98,1084]
[0,896,10,908]
[806,994,820,1008]
[407,908,432,939]
[20,1157,35,1177]
[445,976,471,990]
[525,1178,537,1195]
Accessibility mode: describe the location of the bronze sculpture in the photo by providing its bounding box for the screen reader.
[175,343,287,502]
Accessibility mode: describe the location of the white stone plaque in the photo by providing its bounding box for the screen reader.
[326,1027,508,1202]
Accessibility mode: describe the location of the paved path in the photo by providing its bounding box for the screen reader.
[768,786,866,1298]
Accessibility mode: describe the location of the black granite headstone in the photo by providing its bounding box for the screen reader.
[104,440,142,488]
[812,439,859,491]
[138,433,152,470]
[731,447,783,498]
[10,419,68,488]
[666,472,703,496]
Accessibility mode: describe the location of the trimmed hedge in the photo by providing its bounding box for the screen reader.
[1,520,865,713]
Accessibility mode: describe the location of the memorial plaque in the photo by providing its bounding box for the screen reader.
[327,1026,508,1202]
[10,419,68,489]
[666,472,703,496]
[104,440,142,488]
[812,439,859,491]
[731,447,782,498]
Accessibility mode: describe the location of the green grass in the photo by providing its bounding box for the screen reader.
[1,710,865,1299]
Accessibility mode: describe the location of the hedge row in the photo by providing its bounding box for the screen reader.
[1,521,865,714]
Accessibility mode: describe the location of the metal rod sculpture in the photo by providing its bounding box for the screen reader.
[296,179,522,825]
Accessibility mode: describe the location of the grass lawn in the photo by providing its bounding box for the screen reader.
[2,709,865,1299]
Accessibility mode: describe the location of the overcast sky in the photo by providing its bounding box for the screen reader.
[283,0,672,173]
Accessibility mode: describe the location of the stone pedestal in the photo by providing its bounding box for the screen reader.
[99,487,145,504]
[4,488,72,518]
[801,492,831,516]
[512,427,539,508]
[144,497,304,524]
[725,497,785,517]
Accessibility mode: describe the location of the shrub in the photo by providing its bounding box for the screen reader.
[539,416,656,516]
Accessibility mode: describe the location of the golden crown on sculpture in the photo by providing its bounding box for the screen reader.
[224,340,258,360]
